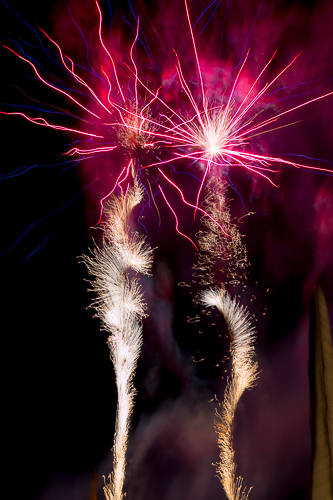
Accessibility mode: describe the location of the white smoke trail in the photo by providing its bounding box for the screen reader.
[82,182,153,500]
[200,288,258,500]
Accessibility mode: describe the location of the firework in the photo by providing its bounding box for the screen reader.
[201,288,258,500]
[82,181,153,500]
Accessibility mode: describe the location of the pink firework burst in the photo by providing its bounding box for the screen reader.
[1,0,332,248]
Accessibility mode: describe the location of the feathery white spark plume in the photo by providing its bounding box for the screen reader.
[82,182,153,500]
[201,288,258,500]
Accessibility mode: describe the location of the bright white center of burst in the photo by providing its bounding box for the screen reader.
[208,144,220,156]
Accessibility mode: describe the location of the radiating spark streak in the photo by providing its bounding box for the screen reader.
[95,0,126,104]
[0,110,103,137]
[38,27,114,116]
[1,101,94,125]
[195,157,212,216]
[139,85,163,134]
[158,110,203,140]
[201,288,258,500]
[120,61,205,136]
[235,89,333,142]
[0,157,83,179]
[2,44,100,119]
[105,112,193,144]
[222,51,277,126]
[282,154,333,165]
[144,151,206,169]
[82,183,153,500]
[65,146,117,156]
[225,52,300,136]
[225,150,333,174]
[101,66,113,106]
[147,179,161,226]
[173,50,206,129]
[158,184,198,250]
[214,154,279,186]
[157,168,232,237]
[129,19,140,111]
[9,83,88,115]
[96,160,133,225]
[184,0,207,112]
[221,49,250,129]
[246,119,305,139]
[223,50,277,129]
[99,67,129,127]
[118,165,131,189]
[155,147,278,188]
[240,165,279,187]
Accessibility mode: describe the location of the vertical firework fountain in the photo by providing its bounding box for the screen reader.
[82,181,153,500]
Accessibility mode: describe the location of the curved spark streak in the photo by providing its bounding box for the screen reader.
[65,146,117,156]
[129,19,140,112]
[158,184,198,250]
[184,0,208,117]
[0,110,103,137]
[195,158,212,212]
[38,27,115,117]
[2,44,100,119]
[95,0,126,104]
[157,168,232,237]
[96,160,133,225]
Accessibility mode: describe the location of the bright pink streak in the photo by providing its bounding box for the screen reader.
[235,89,333,141]
[117,160,132,189]
[3,45,100,119]
[0,111,103,137]
[184,0,207,113]
[95,0,126,104]
[194,158,212,216]
[38,27,114,117]
[96,160,133,225]
[65,146,117,156]
[130,18,140,111]
[158,184,198,250]
[158,168,232,238]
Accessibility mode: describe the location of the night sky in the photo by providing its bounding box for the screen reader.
[1,1,333,499]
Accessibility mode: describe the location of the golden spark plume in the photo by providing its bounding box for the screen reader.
[194,177,248,287]
[82,182,153,500]
[201,288,258,500]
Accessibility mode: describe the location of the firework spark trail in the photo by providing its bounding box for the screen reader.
[193,177,248,286]
[82,181,153,500]
[201,288,258,500]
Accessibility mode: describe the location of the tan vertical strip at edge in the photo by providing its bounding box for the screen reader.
[90,467,98,500]
[311,287,333,500]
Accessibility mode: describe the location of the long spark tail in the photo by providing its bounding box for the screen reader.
[201,288,258,500]
[82,182,153,500]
